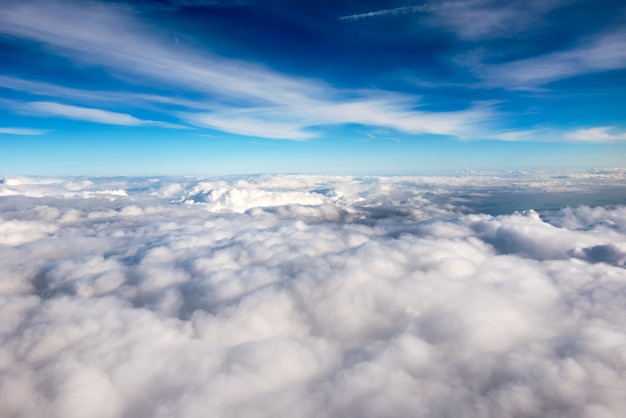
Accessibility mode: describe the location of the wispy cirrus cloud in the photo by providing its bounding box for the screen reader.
[0,127,48,135]
[27,102,148,126]
[24,101,183,128]
[338,4,438,21]
[432,0,568,40]
[479,29,626,89]
[487,126,626,143]
[567,126,626,142]
[487,129,543,142]
[185,97,496,140]
[0,0,493,140]
[0,75,212,112]
[339,0,567,40]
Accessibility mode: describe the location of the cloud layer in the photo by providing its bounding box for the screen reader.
[1,172,626,417]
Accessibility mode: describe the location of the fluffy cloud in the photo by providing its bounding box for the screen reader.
[1,172,626,417]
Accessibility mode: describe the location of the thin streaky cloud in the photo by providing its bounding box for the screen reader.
[337,0,564,42]
[488,129,542,142]
[430,0,568,40]
[0,0,493,140]
[182,99,495,139]
[480,29,626,89]
[26,101,179,128]
[488,127,626,143]
[0,75,210,111]
[0,127,48,135]
[567,127,626,142]
[0,2,332,109]
[338,4,438,21]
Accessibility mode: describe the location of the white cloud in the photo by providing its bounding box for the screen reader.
[484,126,626,143]
[0,75,209,112]
[487,129,542,141]
[184,99,494,139]
[26,102,149,126]
[0,127,48,135]
[1,172,626,417]
[0,219,58,245]
[22,101,186,128]
[339,0,567,41]
[0,0,493,139]
[567,126,626,142]
[430,0,567,40]
[339,4,437,21]
[480,29,626,89]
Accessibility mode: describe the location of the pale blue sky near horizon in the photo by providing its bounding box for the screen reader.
[1,0,625,175]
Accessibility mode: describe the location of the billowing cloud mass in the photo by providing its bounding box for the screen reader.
[1,172,626,418]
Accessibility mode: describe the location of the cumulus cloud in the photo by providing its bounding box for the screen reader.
[1,172,626,417]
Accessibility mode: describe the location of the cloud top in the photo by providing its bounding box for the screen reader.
[1,172,626,417]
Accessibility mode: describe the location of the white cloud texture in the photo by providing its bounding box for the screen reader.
[567,126,626,142]
[1,172,626,418]
[26,102,150,126]
[430,0,567,41]
[480,29,626,89]
[339,4,438,21]
[0,127,48,135]
[339,0,567,41]
[0,0,492,139]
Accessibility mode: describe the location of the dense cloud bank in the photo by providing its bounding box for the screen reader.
[1,172,626,418]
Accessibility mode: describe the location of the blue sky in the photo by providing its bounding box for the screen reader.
[1,0,625,175]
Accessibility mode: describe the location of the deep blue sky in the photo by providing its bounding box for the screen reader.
[1,0,625,175]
